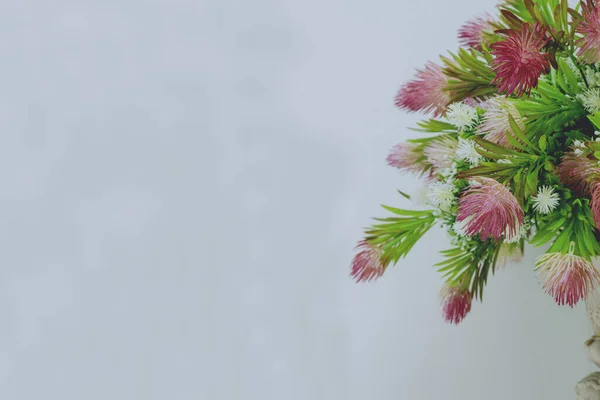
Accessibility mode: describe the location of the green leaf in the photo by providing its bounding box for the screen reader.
[538,135,547,152]
[588,112,600,131]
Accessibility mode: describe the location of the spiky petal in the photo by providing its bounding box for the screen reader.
[455,138,483,166]
[350,241,385,282]
[427,181,456,212]
[477,96,525,147]
[458,14,494,50]
[456,177,524,241]
[591,182,600,228]
[558,150,600,196]
[490,23,551,96]
[446,102,478,130]
[423,136,458,171]
[581,87,600,113]
[395,62,450,117]
[386,142,427,175]
[535,251,600,307]
[440,285,472,324]
[532,185,560,215]
[576,0,600,64]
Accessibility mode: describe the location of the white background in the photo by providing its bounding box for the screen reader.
[0,0,594,399]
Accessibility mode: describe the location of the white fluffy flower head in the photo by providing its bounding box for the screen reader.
[532,185,560,215]
[428,181,456,212]
[446,102,478,130]
[581,88,600,113]
[455,137,483,166]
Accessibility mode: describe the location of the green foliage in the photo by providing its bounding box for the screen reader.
[458,133,546,205]
[497,0,570,42]
[365,206,436,267]
[411,119,458,134]
[515,67,585,136]
[589,111,600,131]
[440,48,496,103]
[436,241,501,300]
[530,197,600,259]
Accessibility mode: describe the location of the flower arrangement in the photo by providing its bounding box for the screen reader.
[351,0,600,325]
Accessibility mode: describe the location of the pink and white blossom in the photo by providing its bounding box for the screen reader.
[477,97,525,147]
[386,142,427,175]
[458,14,494,50]
[395,62,450,117]
[591,182,600,228]
[558,149,600,196]
[535,251,600,307]
[423,136,458,170]
[350,241,385,283]
[456,177,524,241]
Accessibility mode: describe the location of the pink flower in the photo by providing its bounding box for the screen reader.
[395,62,450,117]
[440,285,472,324]
[386,142,427,175]
[535,251,600,307]
[576,0,600,64]
[591,182,600,228]
[477,96,525,148]
[458,14,494,50]
[350,241,385,282]
[456,177,524,241]
[490,23,551,96]
[423,136,458,171]
[558,150,600,196]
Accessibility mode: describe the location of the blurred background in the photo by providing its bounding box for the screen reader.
[0,0,593,399]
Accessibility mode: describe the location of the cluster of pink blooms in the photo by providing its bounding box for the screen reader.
[350,0,600,325]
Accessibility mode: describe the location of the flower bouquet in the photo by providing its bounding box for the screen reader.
[351,0,600,326]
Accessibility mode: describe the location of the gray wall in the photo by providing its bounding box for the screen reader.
[0,0,593,398]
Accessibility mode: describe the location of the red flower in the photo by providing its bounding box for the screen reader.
[441,285,472,324]
[395,62,450,117]
[576,0,600,64]
[456,177,524,241]
[490,24,551,96]
[350,241,385,282]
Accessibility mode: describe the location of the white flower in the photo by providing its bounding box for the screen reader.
[446,102,478,130]
[573,140,585,156]
[452,217,471,237]
[580,88,600,113]
[455,137,483,166]
[532,185,560,215]
[427,181,456,211]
